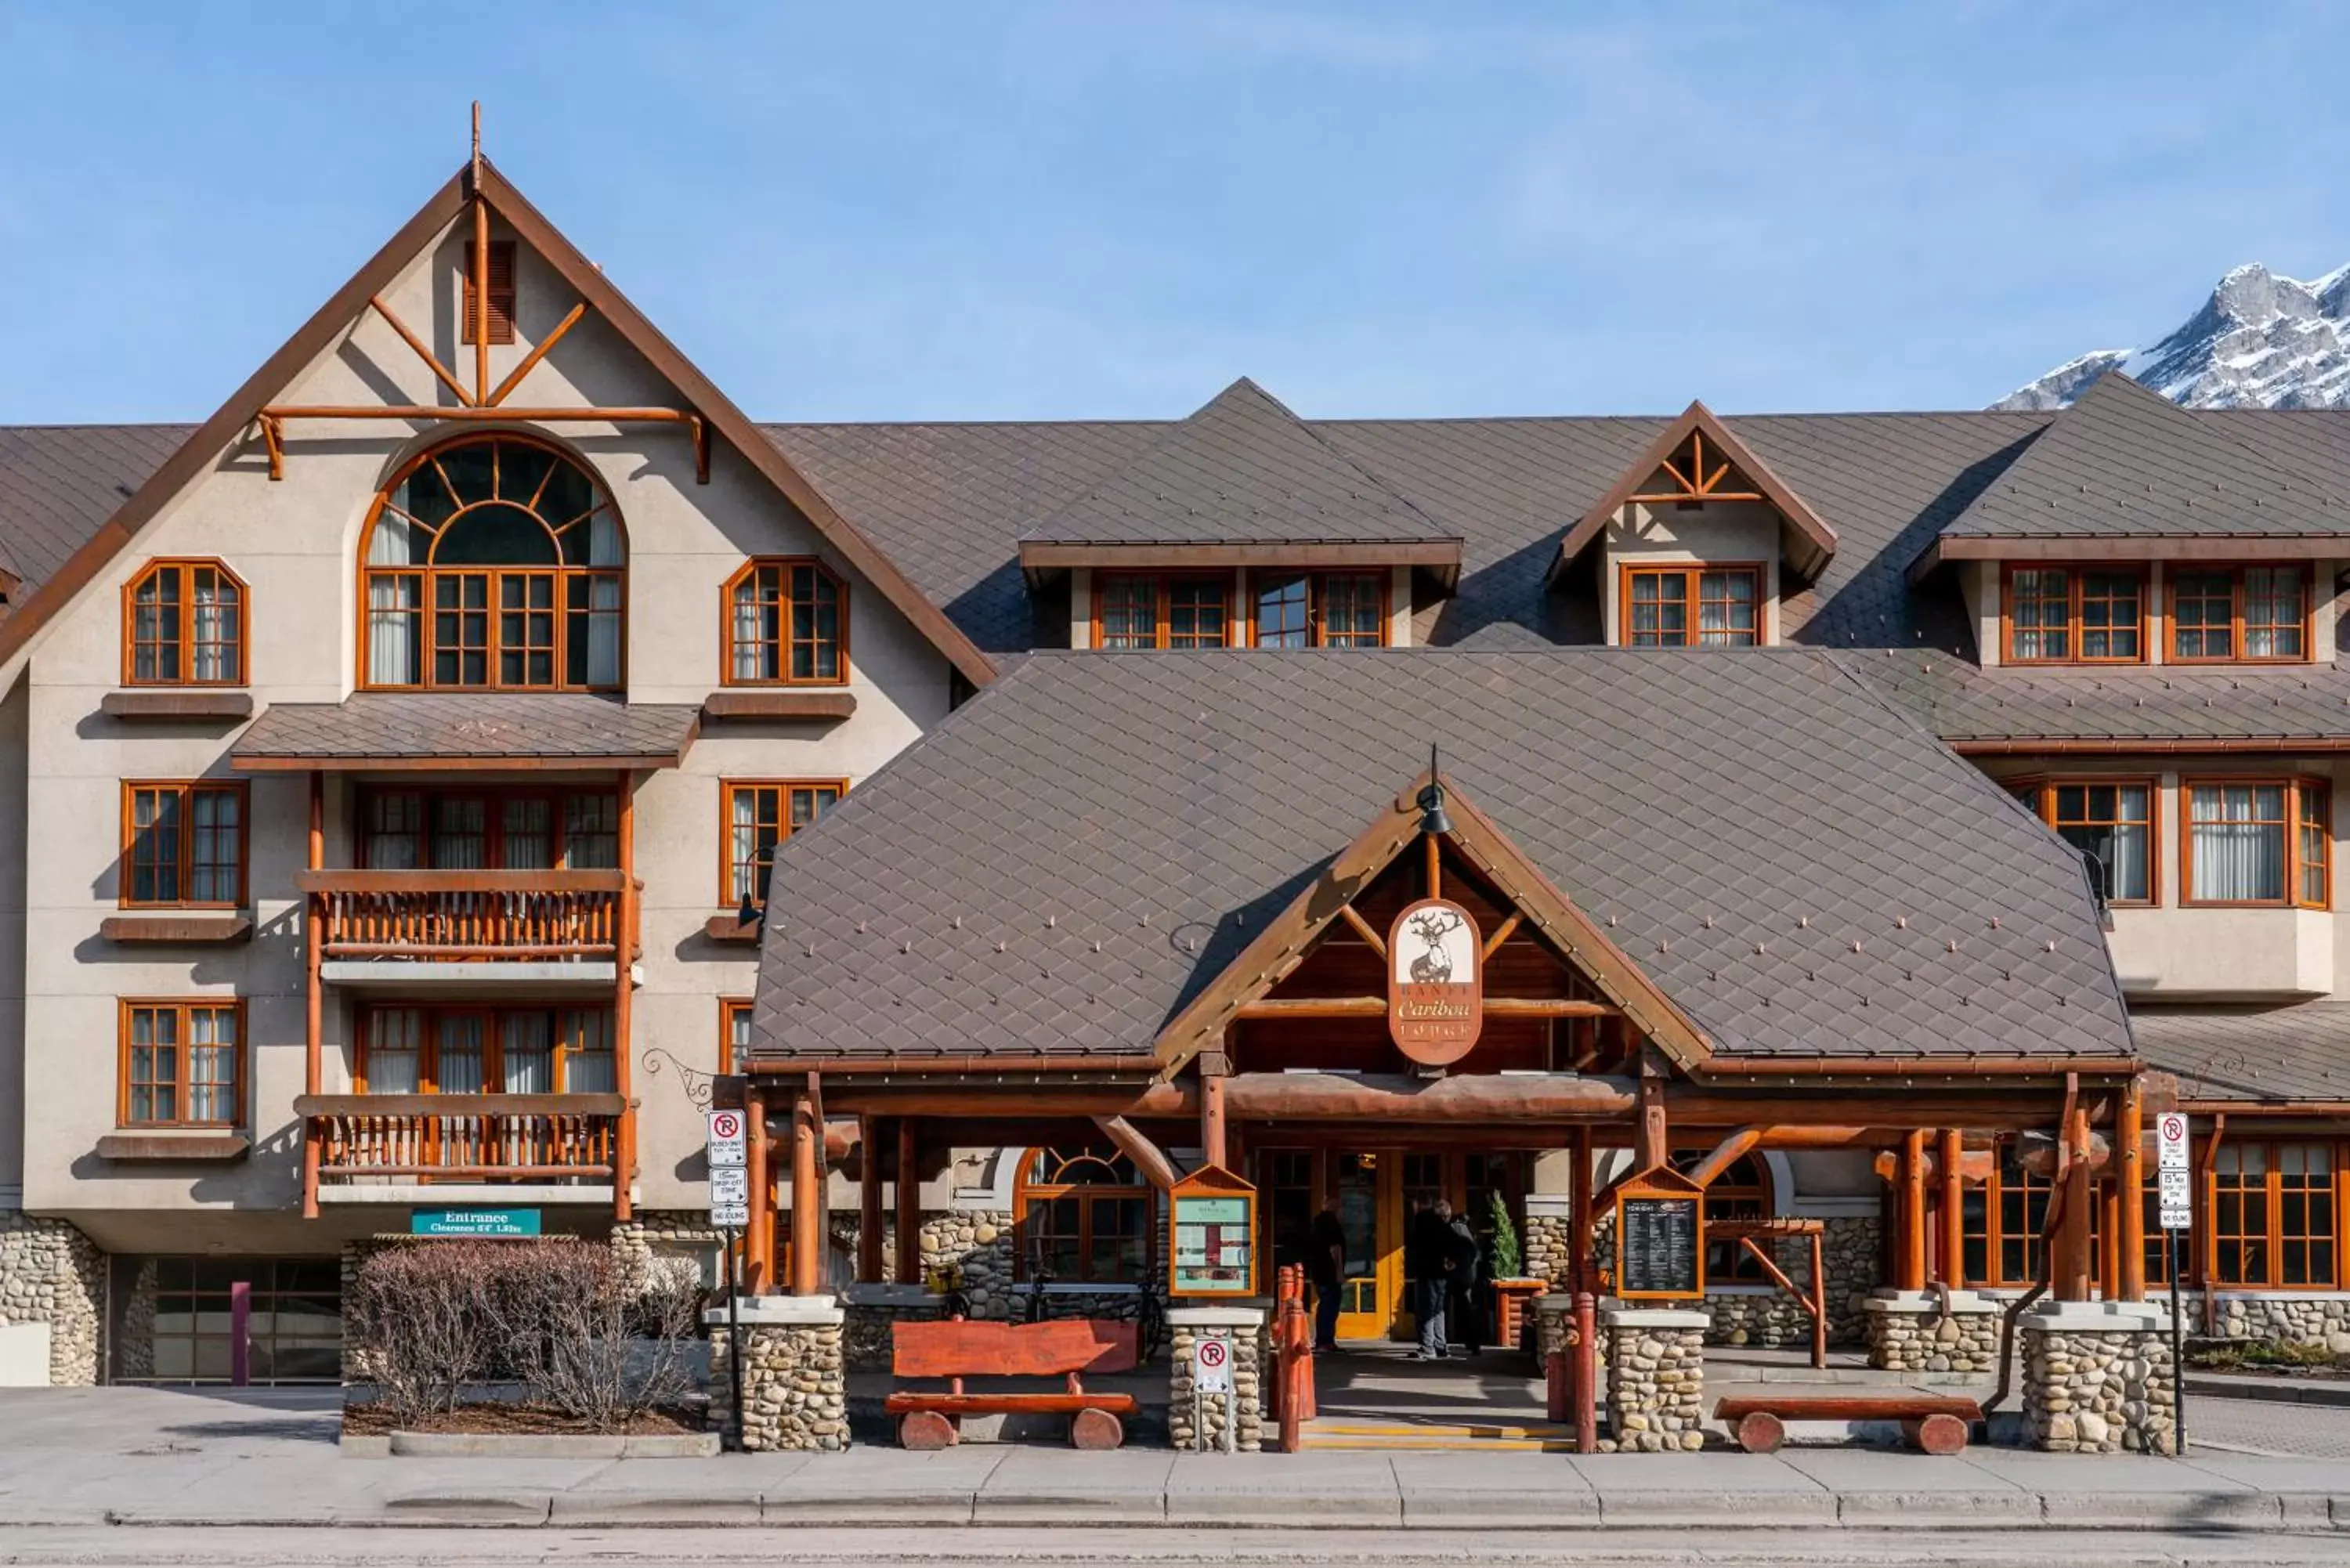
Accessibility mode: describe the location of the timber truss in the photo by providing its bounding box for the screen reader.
[1632,426,1764,505]
[252,105,710,484]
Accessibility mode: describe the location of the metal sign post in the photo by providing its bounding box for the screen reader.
[2157,1111,2193,1454]
[707,1109,751,1450]
[724,1223,744,1446]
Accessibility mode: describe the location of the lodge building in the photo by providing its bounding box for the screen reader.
[0,151,2342,1441]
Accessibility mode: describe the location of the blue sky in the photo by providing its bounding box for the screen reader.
[2,2,2345,423]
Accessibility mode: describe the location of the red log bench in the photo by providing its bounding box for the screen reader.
[887,1318,1140,1450]
[1713,1395,1983,1456]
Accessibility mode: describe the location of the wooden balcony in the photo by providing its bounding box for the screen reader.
[297,1092,628,1188]
[296,869,636,963]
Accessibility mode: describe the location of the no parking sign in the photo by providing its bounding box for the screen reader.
[1194,1335,1233,1395]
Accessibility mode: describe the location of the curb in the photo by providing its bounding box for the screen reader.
[385,1430,722,1458]
[2185,1374,2350,1407]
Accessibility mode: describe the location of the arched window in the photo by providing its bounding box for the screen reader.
[1674,1148,1771,1283]
[725,558,847,685]
[1014,1147,1152,1284]
[125,559,245,685]
[359,435,624,691]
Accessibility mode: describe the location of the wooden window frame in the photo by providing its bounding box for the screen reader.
[118,999,244,1129]
[720,996,753,1075]
[122,558,248,688]
[460,240,516,346]
[1959,1137,2092,1289]
[2206,1139,2344,1292]
[1672,1147,1772,1283]
[120,781,250,910]
[1999,563,2149,667]
[1241,569,1392,649]
[1618,562,1765,648]
[720,779,847,908]
[2181,776,2330,910]
[1092,571,1238,650]
[1013,1146,1154,1284]
[355,785,620,871]
[2012,776,2158,908]
[721,557,851,687]
[354,1002,614,1095]
[2167,563,2313,665]
[355,435,626,694]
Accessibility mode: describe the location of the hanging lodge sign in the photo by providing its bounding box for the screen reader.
[1386,896,1484,1067]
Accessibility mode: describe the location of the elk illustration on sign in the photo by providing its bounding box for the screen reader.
[1386,896,1484,1066]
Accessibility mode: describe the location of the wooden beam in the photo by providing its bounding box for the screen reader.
[367,295,474,406]
[1234,995,1612,1020]
[1939,1128,1964,1288]
[472,190,490,403]
[790,1079,822,1295]
[1569,1125,1593,1296]
[1090,1114,1179,1191]
[1336,904,1386,958]
[858,1114,884,1283]
[1200,1072,1228,1169]
[2057,1104,2095,1302]
[1899,1129,1928,1292]
[1636,1064,1667,1170]
[2117,1077,2146,1302]
[744,1090,771,1292]
[1479,912,1522,959]
[486,301,585,406]
[1425,831,1441,898]
[895,1117,921,1284]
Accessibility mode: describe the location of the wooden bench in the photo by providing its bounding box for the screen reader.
[1713,1395,1983,1456]
[887,1318,1140,1450]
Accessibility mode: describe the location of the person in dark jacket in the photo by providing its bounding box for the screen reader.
[1308,1195,1347,1353]
[1447,1207,1485,1356]
[1410,1199,1457,1359]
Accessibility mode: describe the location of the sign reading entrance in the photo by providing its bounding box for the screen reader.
[1613,1165,1705,1301]
[412,1207,541,1238]
[1170,1164,1257,1297]
[1386,897,1484,1066]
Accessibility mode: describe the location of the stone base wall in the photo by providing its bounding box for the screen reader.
[1865,1292,2003,1372]
[1167,1309,1263,1453]
[1525,1211,1575,1290]
[2206,1292,2350,1348]
[2020,1308,2175,1454]
[1601,1308,1705,1453]
[1551,1208,1879,1349]
[710,1305,849,1452]
[0,1212,103,1386]
[920,1209,1014,1316]
[610,1210,726,1292]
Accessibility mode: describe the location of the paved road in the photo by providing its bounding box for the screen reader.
[2191,1394,2350,1460]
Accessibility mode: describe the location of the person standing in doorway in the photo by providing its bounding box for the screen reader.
[1309,1194,1347,1353]
[1411,1198,1455,1360]
[1447,1203,1485,1356]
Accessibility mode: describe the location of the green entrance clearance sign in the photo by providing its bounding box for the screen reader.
[412,1208,542,1238]
[1169,1164,1256,1297]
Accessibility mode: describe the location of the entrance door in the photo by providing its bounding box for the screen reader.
[1332,1151,1400,1341]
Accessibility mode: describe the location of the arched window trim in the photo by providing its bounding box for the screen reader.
[1011,1145,1153,1284]
[122,558,248,688]
[722,555,850,687]
[1673,1147,1773,1284]
[355,433,627,692]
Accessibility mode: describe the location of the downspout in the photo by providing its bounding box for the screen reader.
[1986,1071,2078,1416]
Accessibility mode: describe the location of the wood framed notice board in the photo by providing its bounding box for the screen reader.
[1169,1164,1256,1298]
[1613,1165,1705,1302]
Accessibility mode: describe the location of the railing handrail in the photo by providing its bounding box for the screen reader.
[298,868,630,894]
[297,1092,631,1117]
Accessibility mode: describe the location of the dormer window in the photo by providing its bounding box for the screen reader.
[2170,565,2309,663]
[1622,565,1759,647]
[726,558,848,684]
[125,560,245,686]
[359,435,624,691]
[2002,565,2145,665]
[1252,571,1384,649]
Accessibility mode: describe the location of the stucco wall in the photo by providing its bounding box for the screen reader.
[1599,500,1781,645]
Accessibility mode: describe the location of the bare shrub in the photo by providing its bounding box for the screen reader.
[345,1239,505,1424]
[492,1241,703,1432]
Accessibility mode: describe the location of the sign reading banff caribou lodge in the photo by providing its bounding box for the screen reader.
[1386,897,1484,1066]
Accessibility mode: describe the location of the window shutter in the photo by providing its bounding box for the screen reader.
[461,240,517,345]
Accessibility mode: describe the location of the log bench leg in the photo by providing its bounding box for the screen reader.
[898,1411,959,1450]
[1902,1413,1968,1456]
[1070,1407,1124,1450]
[1734,1411,1784,1454]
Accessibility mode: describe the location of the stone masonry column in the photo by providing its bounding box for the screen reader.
[2019,1300,2176,1454]
[1864,1288,2005,1372]
[1601,1306,1707,1452]
[707,1295,849,1452]
[1168,1305,1264,1454]
[0,1212,104,1386]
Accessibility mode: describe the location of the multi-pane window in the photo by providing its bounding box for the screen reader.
[121,1001,242,1128]
[357,1005,614,1094]
[1251,571,1386,648]
[125,560,245,685]
[1015,1147,1152,1283]
[132,1258,342,1385]
[1622,565,1761,646]
[724,781,843,906]
[2171,565,2309,663]
[2013,779,2153,905]
[358,788,619,869]
[360,435,624,691]
[1673,1149,1770,1281]
[720,998,753,1075]
[1096,574,1232,649]
[121,782,247,908]
[1962,1140,2056,1288]
[2212,1142,2338,1288]
[2003,566,2146,663]
[726,558,847,683]
[2185,779,2329,908]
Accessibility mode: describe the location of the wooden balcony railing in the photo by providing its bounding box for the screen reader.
[296,1093,629,1183]
[296,869,635,961]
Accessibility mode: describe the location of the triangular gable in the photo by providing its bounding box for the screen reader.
[1546,399,1838,586]
[0,161,998,690]
[1018,377,1462,561]
[1152,767,1714,1076]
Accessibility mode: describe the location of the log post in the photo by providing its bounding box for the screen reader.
[858,1114,884,1282]
[1900,1130,1928,1292]
[2058,1104,2095,1302]
[745,1090,772,1292]
[790,1078,823,1296]
[895,1116,922,1284]
[1569,1124,1594,1295]
[1636,1061,1667,1172]
[2117,1076,2146,1302]
[1939,1127,1964,1287]
[1201,1070,1228,1169]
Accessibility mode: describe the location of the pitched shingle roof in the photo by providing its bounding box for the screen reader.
[231,693,699,768]
[1020,378,1459,547]
[2131,1004,2350,1104]
[1849,652,2350,746]
[747,648,2133,1067]
[0,425,195,590]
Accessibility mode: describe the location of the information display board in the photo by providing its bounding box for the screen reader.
[1613,1165,1705,1302]
[1169,1164,1258,1297]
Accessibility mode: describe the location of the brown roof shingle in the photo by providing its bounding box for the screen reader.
[230,693,699,769]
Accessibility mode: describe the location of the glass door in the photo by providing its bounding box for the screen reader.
[1333,1150,1400,1340]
